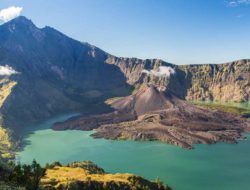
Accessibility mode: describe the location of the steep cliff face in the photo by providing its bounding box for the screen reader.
[107,57,250,102]
[179,60,250,102]
[106,57,170,85]
[106,57,187,98]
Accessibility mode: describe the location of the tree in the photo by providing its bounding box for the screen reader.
[7,160,46,190]
[29,160,46,190]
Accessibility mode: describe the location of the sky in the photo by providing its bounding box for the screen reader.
[0,0,250,65]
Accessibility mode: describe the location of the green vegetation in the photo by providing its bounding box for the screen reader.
[191,101,250,118]
[42,161,172,190]
[0,79,18,160]
[0,160,172,190]
[0,159,45,190]
[0,125,15,159]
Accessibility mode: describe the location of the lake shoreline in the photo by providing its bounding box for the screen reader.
[16,112,250,190]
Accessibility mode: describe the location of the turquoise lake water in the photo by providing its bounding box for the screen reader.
[17,113,250,190]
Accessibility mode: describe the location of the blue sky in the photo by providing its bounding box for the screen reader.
[0,0,250,64]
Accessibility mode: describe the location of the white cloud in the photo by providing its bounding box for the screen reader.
[142,66,175,78]
[236,14,244,18]
[0,6,23,23]
[0,65,19,76]
[228,0,250,6]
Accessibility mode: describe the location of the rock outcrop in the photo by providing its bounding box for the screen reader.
[107,57,250,102]
[179,60,250,102]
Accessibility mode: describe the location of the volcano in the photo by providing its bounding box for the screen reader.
[53,84,250,149]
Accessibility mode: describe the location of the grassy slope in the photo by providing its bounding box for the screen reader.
[41,161,172,190]
[0,78,17,159]
[191,101,250,118]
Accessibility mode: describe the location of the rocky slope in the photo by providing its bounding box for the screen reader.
[53,84,250,149]
[107,57,250,102]
[0,16,132,132]
[179,60,250,102]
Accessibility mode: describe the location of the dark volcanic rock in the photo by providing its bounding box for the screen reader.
[53,85,250,149]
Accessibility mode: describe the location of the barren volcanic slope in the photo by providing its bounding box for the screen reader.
[54,84,250,149]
